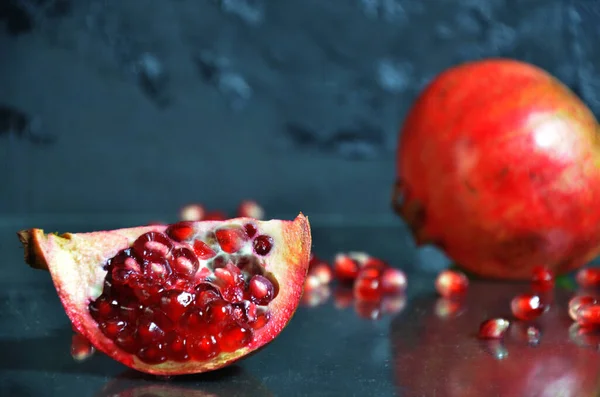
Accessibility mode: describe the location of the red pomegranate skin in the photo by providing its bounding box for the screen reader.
[393,58,600,280]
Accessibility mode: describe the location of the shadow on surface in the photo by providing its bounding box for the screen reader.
[390,281,600,397]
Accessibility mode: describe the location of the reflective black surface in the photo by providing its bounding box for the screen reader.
[1,216,599,397]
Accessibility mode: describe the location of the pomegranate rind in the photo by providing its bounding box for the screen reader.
[17,214,311,375]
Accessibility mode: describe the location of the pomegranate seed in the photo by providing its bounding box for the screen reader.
[363,257,388,270]
[188,334,219,360]
[435,270,468,298]
[171,247,200,278]
[575,303,600,327]
[527,325,541,346]
[220,324,253,352]
[179,204,205,221]
[358,264,384,279]
[115,328,139,354]
[233,301,258,324]
[511,293,548,321]
[206,300,232,327]
[253,235,274,256]
[166,221,195,242]
[249,275,275,305]
[133,232,174,259]
[380,268,407,294]
[333,254,360,282]
[478,318,510,339]
[165,332,189,362]
[310,263,333,285]
[215,227,247,254]
[353,275,382,302]
[244,223,258,238]
[71,333,95,361]
[137,319,166,344]
[195,284,222,307]
[576,267,600,288]
[100,319,127,339]
[89,295,118,321]
[569,295,598,321]
[137,344,168,364]
[238,200,265,219]
[252,308,271,330]
[182,308,207,333]
[192,240,216,260]
[531,265,554,292]
[160,290,195,321]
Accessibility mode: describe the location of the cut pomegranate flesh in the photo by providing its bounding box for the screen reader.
[17,214,311,375]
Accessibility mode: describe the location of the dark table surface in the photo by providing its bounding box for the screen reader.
[1,214,599,397]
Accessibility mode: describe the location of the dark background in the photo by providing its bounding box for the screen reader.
[1,0,599,218]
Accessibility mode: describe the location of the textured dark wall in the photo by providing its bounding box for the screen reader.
[0,0,599,218]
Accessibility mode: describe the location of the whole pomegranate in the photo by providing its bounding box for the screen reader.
[393,58,600,279]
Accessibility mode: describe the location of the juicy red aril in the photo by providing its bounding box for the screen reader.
[165,332,189,361]
[133,232,174,259]
[478,318,510,339]
[89,295,118,320]
[435,270,468,298]
[531,265,554,292]
[160,290,195,321]
[252,308,271,330]
[137,344,168,364]
[233,301,258,324]
[334,254,360,282]
[511,293,548,321]
[244,223,258,238]
[363,257,388,270]
[359,265,383,279]
[249,275,275,305]
[137,318,167,344]
[166,221,195,242]
[182,308,207,333]
[71,333,94,362]
[171,247,199,278]
[206,300,233,327]
[253,235,274,256]
[576,267,600,288]
[220,324,253,353]
[188,335,219,360]
[354,275,382,302]
[569,295,598,321]
[193,240,216,260]
[215,227,247,253]
[575,303,600,327]
[100,319,128,338]
[380,268,407,294]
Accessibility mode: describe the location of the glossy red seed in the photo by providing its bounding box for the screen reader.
[569,295,598,321]
[165,332,189,362]
[100,319,127,339]
[180,204,205,221]
[71,333,94,362]
[253,235,274,256]
[137,318,166,344]
[249,275,275,305]
[160,290,195,321]
[206,300,232,326]
[220,324,253,352]
[354,275,382,302]
[243,223,258,238]
[188,335,219,360]
[363,257,388,270]
[478,318,511,339]
[115,328,139,354]
[181,308,207,333]
[435,270,468,298]
[233,301,258,324]
[238,200,265,219]
[531,265,554,292]
[576,267,600,289]
[193,240,216,260]
[166,221,195,242]
[380,268,407,294]
[133,232,174,259]
[171,247,200,278]
[575,303,600,327]
[89,295,118,321]
[215,227,247,253]
[119,301,143,322]
[137,344,168,364]
[252,308,271,330]
[333,254,360,282]
[358,265,383,279]
[511,293,548,321]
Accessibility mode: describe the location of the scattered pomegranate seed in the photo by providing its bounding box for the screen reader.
[478,318,511,339]
[237,200,265,219]
[333,253,360,282]
[435,270,468,298]
[380,268,407,294]
[510,293,548,321]
[531,265,554,292]
[574,303,600,327]
[354,275,382,302]
[71,333,95,361]
[569,295,598,321]
[576,267,600,289]
[179,204,206,221]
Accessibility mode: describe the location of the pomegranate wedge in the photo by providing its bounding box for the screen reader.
[17,214,311,375]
